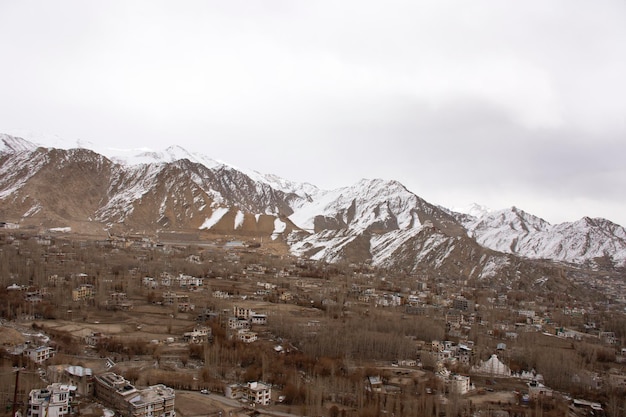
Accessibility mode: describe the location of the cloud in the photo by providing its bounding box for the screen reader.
[0,0,625,225]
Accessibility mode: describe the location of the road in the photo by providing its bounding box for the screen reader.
[175,390,305,417]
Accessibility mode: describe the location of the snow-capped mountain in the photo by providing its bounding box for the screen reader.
[1,134,625,275]
[463,207,626,267]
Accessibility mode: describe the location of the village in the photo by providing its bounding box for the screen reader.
[0,229,625,417]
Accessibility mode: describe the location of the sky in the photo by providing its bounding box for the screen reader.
[1,1,625,226]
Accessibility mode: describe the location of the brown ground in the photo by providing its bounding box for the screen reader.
[0,326,25,346]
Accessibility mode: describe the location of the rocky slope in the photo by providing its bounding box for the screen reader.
[1,134,625,276]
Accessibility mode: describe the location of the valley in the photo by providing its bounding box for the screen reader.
[1,229,625,417]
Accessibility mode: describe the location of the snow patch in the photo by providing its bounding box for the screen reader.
[272,218,287,240]
[200,207,229,230]
[234,210,245,230]
[49,227,71,233]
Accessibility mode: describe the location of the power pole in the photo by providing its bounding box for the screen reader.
[11,369,19,417]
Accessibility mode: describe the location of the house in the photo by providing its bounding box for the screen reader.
[212,290,231,299]
[366,376,383,393]
[453,298,472,312]
[85,332,108,348]
[47,365,94,397]
[233,306,253,319]
[178,302,195,312]
[176,274,203,289]
[183,326,212,344]
[599,331,617,345]
[94,372,175,417]
[457,345,472,365]
[225,381,272,406]
[25,346,55,364]
[449,374,471,395]
[162,291,190,308]
[278,291,293,302]
[237,329,258,343]
[445,309,463,326]
[246,381,272,405]
[72,284,94,302]
[143,277,157,288]
[250,314,268,325]
[106,292,133,311]
[28,383,75,417]
[228,317,250,330]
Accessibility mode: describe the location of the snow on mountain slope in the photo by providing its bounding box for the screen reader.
[0,146,49,200]
[287,179,439,264]
[2,132,626,272]
[243,171,321,201]
[289,179,422,233]
[0,134,39,154]
[94,163,166,222]
[450,203,493,219]
[102,145,225,169]
[463,207,626,266]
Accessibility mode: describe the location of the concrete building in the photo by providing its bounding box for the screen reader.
[183,326,212,344]
[449,375,471,395]
[72,284,95,302]
[94,372,175,417]
[24,346,55,364]
[28,383,75,417]
[226,381,272,406]
[47,365,94,397]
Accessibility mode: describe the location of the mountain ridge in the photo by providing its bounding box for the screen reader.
[1,133,625,271]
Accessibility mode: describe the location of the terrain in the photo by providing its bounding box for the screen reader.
[1,133,626,416]
[0,229,625,417]
[2,133,626,286]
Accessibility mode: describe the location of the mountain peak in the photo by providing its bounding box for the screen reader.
[1,131,625,269]
[0,134,38,154]
[451,203,492,218]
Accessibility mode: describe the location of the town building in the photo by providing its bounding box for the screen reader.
[47,365,94,397]
[28,383,74,417]
[449,375,472,395]
[24,346,55,364]
[94,372,175,417]
[226,381,272,406]
[183,326,212,344]
[72,284,94,302]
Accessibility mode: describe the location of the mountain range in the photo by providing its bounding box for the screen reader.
[1,133,625,283]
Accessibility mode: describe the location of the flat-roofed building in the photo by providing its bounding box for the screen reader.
[28,383,75,417]
[94,372,175,417]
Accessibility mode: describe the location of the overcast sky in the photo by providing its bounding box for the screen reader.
[1,1,625,226]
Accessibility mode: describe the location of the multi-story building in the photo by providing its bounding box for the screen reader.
[72,284,95,302]
[237,329,258,343]
[250,314,267,325]
[228,317,250,330]
[47,365,94,397]
[453,297,473,312]
[233,306,253,319]
[28,383,74,417]
[94,372,175,417]
[226,381,272,406]
[24,346,55,364]
[183,326,212,344]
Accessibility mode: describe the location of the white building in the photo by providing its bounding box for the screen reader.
[226,382,272,406]
[250,314,268,325]
[449,375,471,395]
[94,373,175,417]
[237,329,258,343]
[28,383,74,417]
[246,381,272,405]
[25,346,55,364]
[472,354,511,377]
